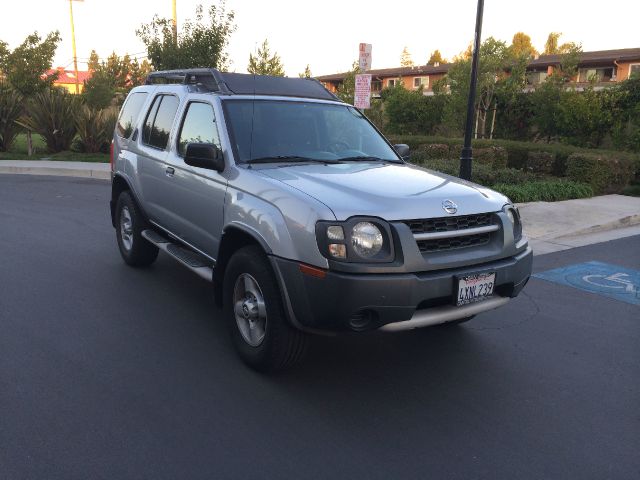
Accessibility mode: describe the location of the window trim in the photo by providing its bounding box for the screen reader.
[387,78,398,87]
[141,93,180,151]
[413,76,429,88]
[629,63,640,79]
[175,100,220,158]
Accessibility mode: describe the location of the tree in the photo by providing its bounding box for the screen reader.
[82,51,151,108]
[443,37,513,138]
[0,31,61,96]
[427,50,446,66]
[298,64,312,78]
[247,39,285,76]
[400,47,414,67]
[335,61,360,104]
[137,2,236,70]
[510,32,538,59]
[542,32,576,55]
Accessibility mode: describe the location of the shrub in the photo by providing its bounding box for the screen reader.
[23,88,79,152]
[474,146,508,169]
[416,143,449,160]
[566,152,635,194]
[0,84,23,152]
[527,151,555,174]
[492,181,593,203]
[73,105,118,153]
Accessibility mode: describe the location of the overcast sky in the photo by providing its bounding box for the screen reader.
[2,0,639,77]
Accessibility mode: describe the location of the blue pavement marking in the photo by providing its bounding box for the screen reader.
[534,261,640,306]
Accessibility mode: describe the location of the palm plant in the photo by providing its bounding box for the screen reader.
[0,83,23,152]
[23,88,79,152]
[74,104,118,153]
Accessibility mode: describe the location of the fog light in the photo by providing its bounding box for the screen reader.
[329,243,346,259]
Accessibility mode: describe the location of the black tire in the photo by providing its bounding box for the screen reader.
[438,315,475,327]
[223,245,307,373]
[115,191,159,267]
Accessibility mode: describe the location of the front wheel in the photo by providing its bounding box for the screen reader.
[223,246,307,372]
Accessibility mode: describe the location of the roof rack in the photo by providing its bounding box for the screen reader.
[145,68,341,101]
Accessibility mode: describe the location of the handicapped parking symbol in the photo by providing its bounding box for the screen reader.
[582,272,638,294]
[534,261,640,306]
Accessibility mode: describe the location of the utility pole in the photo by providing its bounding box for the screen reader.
[172,0,178,43]
[69,0,80,94]
[459,0,485,181]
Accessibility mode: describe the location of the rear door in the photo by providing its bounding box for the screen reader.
[136,93,181,229]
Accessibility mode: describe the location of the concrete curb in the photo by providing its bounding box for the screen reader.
[0,160,110,180]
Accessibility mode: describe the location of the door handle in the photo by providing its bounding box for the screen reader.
[165,166,175,177]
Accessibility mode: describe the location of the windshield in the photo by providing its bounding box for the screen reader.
[223,100,400,163]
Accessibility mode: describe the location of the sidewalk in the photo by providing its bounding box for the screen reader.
[0,160,110,180]
[519,195,640,254]
[1,160,639,255]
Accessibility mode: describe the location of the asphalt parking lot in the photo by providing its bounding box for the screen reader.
[1,175,638,479]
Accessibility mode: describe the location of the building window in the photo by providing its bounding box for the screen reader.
[371,80,382,92]
[387,78,398,87]
[413,77,429,88]
[578,67,614,82]
[526,71,548,85]
[630,64,640,79]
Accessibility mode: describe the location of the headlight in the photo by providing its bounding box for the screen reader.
[315,218,395,264]
[504,205,522,242]
[351,222,383,257]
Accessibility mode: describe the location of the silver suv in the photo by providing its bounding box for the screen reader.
[110,69,532,372]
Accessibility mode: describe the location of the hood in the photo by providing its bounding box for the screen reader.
[256,162,509,221]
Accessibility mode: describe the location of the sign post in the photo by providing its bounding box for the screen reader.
[358,43,372,72]
[355,43,372,109]
[354,74,372,109]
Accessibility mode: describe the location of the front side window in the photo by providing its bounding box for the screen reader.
[630,64,640,79]
[177,102,220,156]
[142,94,180,150]
[413,77,429,88]
[117,92,148,138]
[223,100,399,163]
[388,79,397,87]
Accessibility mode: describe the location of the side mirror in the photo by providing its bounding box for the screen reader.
[393,144,410,161]
[184,143,225,172]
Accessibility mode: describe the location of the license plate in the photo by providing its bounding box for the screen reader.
[456,272,495,306]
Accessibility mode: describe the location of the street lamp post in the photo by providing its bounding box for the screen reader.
[459,0,485,181]
[68,0,80,94]
[172,0,178,43]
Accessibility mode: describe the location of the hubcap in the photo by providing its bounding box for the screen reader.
[233,273,267,347]
[120,206,133,251]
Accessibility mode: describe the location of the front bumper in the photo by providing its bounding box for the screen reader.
[270,247,533,332]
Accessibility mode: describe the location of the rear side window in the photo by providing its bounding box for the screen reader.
[142,94,180,150]
[116,92,148,138]
[177,102,220,156]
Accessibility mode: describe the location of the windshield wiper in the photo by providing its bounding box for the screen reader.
[246,155,340,164]
[338,156,401,163]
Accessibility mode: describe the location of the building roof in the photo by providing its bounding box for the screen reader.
[317,48,640,82]
[529,48,640,67]
[45,68,92,84]
[316,63,450,82]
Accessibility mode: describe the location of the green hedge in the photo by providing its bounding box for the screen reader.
[393,135,640,192]
[492,181,594,203]
[566,152,636,194]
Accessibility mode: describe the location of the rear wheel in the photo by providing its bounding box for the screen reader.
[223,246,307,372]
[115,191,159,267]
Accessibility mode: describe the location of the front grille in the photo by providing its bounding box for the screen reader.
[402,213,497,253]
[416,232,491,253]
[404,213,493,235]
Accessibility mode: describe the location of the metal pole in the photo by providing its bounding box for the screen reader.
[69,0,79,94]
[459,0,485,181]
[172,0,178,43]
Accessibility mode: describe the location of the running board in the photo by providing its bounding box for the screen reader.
[141,229,213,282]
